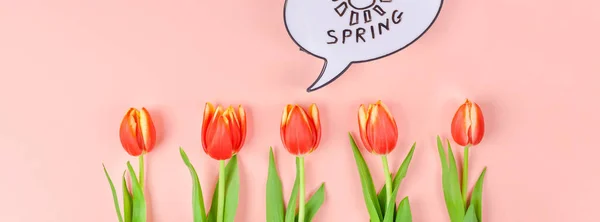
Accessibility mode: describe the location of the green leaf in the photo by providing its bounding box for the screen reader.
[392,143,416,193]
[103,164,124,222]
[437,136,464,222]
[304,183,326,222]
[224,155,240,222]
[377,183,389,217]
[377,143,416,217]
[122,172,133,222]
[180,147,207,222]
[470,167,487,222]
[382,180,401,222]
[207,185,218,222]
[446,140,465,222]
[266,147,285,222]
[437,137,453,220]
[284,158,301,222]
[395,197,412,222]
[436,136,448,172]
[126,162,147,222]
[207,156,240,222]
[349,133,382,222]
[464,204,479,222]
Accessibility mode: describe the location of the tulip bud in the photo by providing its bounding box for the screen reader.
[119,107,157,156]
[202,103,247,160]
[451,99,485,146]
[357,100,399,155]
[280,104,321,156]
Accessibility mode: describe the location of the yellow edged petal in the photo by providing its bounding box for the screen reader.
[358,104,368,132]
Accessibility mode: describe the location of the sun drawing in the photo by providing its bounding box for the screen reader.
[333,0,393,26]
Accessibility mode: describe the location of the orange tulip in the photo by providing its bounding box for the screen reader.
[280,104,321,156]
[119,107,156,157]
[451,99,485,146]
[358,100,399,155]
[202,103,247,160]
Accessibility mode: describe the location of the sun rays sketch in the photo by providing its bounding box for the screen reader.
[333,0,393,26]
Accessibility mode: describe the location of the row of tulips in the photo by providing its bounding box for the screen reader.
[102,99,487,222]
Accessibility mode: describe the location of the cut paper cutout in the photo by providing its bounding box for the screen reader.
[284,0,443,92]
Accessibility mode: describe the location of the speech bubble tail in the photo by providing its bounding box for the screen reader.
[306,60,351,92]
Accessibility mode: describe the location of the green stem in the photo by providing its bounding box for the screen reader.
[217,160,226,222]
[298,156,306,222]
[381,155,392,208]
[462,145,470,205]
[139,153,145,190]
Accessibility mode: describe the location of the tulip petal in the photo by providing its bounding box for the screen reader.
[469,102,485,146]
[365,104,375,151]
[205,116,234,160]
[296,105,317,147]
[202,103,215,149]
[366,103,398,155]
[451,102,470,146]
[119,108,143,156]
[283,105,295,127]
[309,103,321,149]
[377,101,398,135]
[357,104,372,152]
[134,109,146,152]
[224,107,242,153]
[237,105,247,151]
[280,104,294,145]
[365,105,379,152]
[227,106,240,129]
[139,108,156,153]
[282,106,315,155]
[211,105,223,124]
[205,105,224,152]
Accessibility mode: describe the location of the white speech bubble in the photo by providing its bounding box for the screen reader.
[284,0,443,92]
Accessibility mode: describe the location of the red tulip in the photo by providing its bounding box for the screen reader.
[280,104,321,155]
[357,100,398,155]
[119,107,156,156]
[451,99,485,146]
[202,103,247,160]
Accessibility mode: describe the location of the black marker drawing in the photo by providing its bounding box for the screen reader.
[284,0,443,92]
[334,0,392,26]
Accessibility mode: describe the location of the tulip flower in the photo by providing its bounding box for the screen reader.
[119,107,156,189]
[279,103,322,222]
[349,100,416,222]
[450,99,485,204]
[357,100,400,208]
[202,103,247,160]
[119,107,156,156]
[358,100,399,155]
[280,104,321,156]
[451,99,485,147]
[202,102,246,222]
[104,107,157,222]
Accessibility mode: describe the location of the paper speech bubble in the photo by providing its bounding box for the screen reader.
[284,0,443,92]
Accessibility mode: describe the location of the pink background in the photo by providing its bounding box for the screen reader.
[1,0,599,221]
